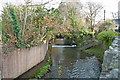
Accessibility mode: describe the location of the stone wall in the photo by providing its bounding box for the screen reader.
[100,36,120,79]
[0,40,48,78]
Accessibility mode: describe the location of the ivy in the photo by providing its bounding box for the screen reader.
[2,4,63,53]
[9,7,23,48]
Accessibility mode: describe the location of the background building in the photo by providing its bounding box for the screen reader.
[118,1,120,18]
[114,1,120,31]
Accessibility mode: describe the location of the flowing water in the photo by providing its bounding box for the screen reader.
[44,39,101,78]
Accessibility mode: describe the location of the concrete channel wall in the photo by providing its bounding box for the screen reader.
[0,40,48,78]
[0,44,2,80]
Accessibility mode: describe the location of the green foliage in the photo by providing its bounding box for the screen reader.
[0,21,1,31]
[84,43,104,60]
[63,9,91,46]
[68,9,77,28]
[29,45,53,79]
[50,45,53,62]
[35,64,50,78]
[64,28,92,45]
[1,4,63,53]
[118,27,120,32]
[63,9,94,46]
[97,30,117,49]
[9,7,23,47]
[98,20,115,32]
[29,61,51,79]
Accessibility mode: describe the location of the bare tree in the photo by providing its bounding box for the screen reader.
[59,1,83,32]
[22,0,32,36]
[85,2,103,32]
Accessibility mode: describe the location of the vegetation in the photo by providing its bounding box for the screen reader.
[97,30,117,49]
[1,4,63,53]
[85,2,103,32]
[1,0,119,79]
[84,43,104,60]
[63,9,94,46]
[1,1,104,52]
[29,45,53,79]
[98,20,116,32]
[118,27,120,32]
[84,29,118,60]
[1,1,117,57]
[29,61,51,79]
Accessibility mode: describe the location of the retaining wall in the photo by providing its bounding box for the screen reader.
[100,36,120,79]
[0,44,2,80]
[0,40,48,78]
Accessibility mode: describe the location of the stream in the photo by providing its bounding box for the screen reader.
[43,39,101,78]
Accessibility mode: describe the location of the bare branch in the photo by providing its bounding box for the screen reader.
[27,0,54,7]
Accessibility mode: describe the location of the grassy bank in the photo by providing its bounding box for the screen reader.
[83,43,105,60]
[29,61,51,79]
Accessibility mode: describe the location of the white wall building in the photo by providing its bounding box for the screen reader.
[118,1,120,19]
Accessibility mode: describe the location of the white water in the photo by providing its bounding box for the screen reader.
[52,44,77,47]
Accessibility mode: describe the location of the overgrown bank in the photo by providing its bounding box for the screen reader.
[83,42,105,62]
[1,4,63,54]
[83,30,118,61]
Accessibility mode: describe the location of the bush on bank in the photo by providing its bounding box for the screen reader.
[1,4,63,53]
[63,9,94,46]
[97,30,117,49]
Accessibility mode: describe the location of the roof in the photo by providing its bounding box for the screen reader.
[113,19,120,25]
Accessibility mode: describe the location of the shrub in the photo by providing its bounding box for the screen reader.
[63,9,93,46]
[97,30,117,49]
[118,26,120,32]
[98,20,115,33]
[64,28,93,46]
[1,4,63,53]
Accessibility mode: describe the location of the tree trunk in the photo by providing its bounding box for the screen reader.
[22,4,27,36]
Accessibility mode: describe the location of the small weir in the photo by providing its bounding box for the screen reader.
[44,39,101,78]
[17,38,101,79]
[52,44,76,47]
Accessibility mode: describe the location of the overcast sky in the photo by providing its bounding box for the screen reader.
[81,0,120,21]
[0,0,120,21]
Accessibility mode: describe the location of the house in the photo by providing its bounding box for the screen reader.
[113,1,120,32]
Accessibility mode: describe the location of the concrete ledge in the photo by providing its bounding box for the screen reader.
[0,71,1,80]
[1,40,48,78]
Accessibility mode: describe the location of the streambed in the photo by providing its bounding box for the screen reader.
[44,39,101,78]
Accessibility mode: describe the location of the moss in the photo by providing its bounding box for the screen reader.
[29,60,52,79]
[29,45,53,79]
[51,44,53,62]
[118,33,120,36]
